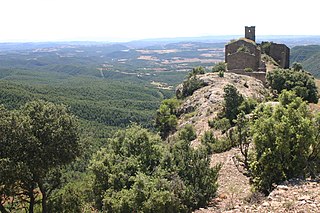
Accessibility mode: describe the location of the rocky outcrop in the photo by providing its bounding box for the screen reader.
[195,178,320,213]
[176,72,268,147]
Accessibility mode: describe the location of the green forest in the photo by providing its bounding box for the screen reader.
[1,40,320,212]
[290,45,320,77]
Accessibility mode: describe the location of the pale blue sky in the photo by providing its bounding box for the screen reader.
[0,0,318,42]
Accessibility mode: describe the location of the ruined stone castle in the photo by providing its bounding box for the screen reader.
[225,26,290,83]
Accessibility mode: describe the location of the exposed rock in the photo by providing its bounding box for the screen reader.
[277,185,289,191]
[298,195,311,201]
[176,72,268,147]
[195,178,320,213]
[175,83,184,99]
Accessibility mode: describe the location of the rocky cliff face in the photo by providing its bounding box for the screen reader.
[176,72,268,146]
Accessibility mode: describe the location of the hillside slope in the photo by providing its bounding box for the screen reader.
[174,72,320,212]
[174,72,266,211]
[290,45,320,78]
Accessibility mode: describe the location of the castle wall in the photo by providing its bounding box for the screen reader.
[225,39,258,60]
[227,69,266,84]
[269,43,290,68]
[227,52,260,71]
[224,26,289,83]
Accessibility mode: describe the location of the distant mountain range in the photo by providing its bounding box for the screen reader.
[2,35,320,51]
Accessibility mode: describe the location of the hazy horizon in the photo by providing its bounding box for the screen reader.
[1,34,320,44]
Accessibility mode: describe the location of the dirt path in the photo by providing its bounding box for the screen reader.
[195,148,251,212]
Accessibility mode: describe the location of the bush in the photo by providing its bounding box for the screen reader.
[189,66,205,77]
[237,45,250,53]
[223,84,244,123]
[266,68,318,103]
[292,62,303,71]
[218,70,224,77]
[249,91,320,194]
[201,131,217,154]
[238,97,257,114]
[244,67,253,72]
[212,137,233,153]
[177,76,206,99]
[212,62,226,73]
[48,180,90,213]
[178,124,197,142]
[155,99,180,139]
[201,131,233,154]
[260,42,271,55]
[168,139,221,210]
[208,117,231,134]
[91,125,221,212]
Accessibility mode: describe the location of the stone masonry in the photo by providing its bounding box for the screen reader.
[225,26,290,82]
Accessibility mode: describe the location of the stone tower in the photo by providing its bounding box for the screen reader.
[245,26,255,42]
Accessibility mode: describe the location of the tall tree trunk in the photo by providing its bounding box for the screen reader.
[0,203,9,213]
[38,182,47,213]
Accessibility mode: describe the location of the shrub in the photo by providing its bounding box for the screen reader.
[177,76,206,99]
[212,62,226,73]
[91,125,221,212]
[238,97,257,114]
[208,117,231,134]
[201,131,233,154]
[212,137,233,153]
[260,42,271,54]
[218,70,224,77]
[168,139,221,210]
[48,180,90,213]
[223,84,244,124]
[266,68,318,103]
[189,66,205,77]
[201,131,217,154]
[249,91,320,194]
[155,99,180,139]
[292,62,303,71]
[244,67,253,72]
[177,66,209,99]
[178,124,197,142]
[237,45,250,53]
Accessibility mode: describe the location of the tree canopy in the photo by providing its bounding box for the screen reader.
[0,100,80,213]
[223,84,244,123]
[155,98,180,139]
[266,68,318,103]
[91,125,220,212]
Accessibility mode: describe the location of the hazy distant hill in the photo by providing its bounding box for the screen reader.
[290,45,320,78]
